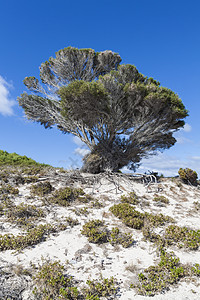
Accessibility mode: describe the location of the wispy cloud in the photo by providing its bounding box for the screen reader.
[72,136,90,157]
[182,123,192,132]
[174,123,192,144]
[74,147,90,156]
[0,76,15,116]
[136,153,200,177]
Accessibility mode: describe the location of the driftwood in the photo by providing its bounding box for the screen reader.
[62,170,159,194]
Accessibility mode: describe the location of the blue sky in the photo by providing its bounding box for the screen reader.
[0,0,200,177]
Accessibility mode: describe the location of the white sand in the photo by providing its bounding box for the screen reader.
[1,172,200,299]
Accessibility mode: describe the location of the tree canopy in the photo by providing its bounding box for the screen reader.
[18,47,188,173]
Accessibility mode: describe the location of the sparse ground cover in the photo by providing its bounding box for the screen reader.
[32,259,117,300]
[0,151,200,299]
[132,249,200,296]
[81,219,134,248]
[109,202,174,230]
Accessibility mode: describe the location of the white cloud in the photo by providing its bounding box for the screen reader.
[74,147,90,157]
[182,123,192,133]
[72,136,84,147]
[0,76,15,116]
[72,136,90,157]
[176,136,192,144]
[122,153,200,178]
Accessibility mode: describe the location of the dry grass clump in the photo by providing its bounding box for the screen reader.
[5,203,45,227]
[0,184,19,195]
[153,195,169,204]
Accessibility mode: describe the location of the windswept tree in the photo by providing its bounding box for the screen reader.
[18,47,188,173]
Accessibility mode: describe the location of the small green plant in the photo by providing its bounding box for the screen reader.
[120,191,139,205]
[108,227,134,248]
[48,186,85,206]
[81,220,109,244]
[193,201,200,211]
[0,184,19,195]
[30,181,54,197]
[81,220,134,247]
[89,199,103,208]
[65,217,79,227]
[0,223,68,251]
[33,260,79,299]
[178,168,198,185]
[153,195,169,204]
[84,276,117,299]
[191,263,200,276]
[109,203,173,230]
[5,203,44,227]
[164,225,200,250]
[133,250,188,296]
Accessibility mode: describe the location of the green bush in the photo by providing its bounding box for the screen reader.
[164,225,200,250]
[0,150,49,167]
[81,220,134,247]
[30,181,54,197]
[108,227,134,248]
[48,186,86,206]
[0,223,68,251]
[33,260,79,299]
[81,220,109,244]
[84,276,117,299]
[153,195,169,204]
[120,191,139,205]
[178,168,198,185]
[109,203,173,230]
[133,250,188,296]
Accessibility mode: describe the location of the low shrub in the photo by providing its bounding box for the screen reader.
[81,220,134,247]
[108,227,134,248]
[81,220,109,244]
[109,203,173,230]
[30,181,54,197]
[32,260,117,300]
[33,260,79,299]
[48,186,87,206]
[5,203,44,227]
[153,195,169,204]
[120,191,139,205]
[0,184,19,195]
[178,168,198,185]
[164,225,200,250]
[132,250,189,296]
[84,276,117,299]
[65,217,79,227]
[0,223,68,251]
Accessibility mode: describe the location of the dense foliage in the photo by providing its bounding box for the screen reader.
[0,150,49,167]
[18,47,188,173]
[178,167,198,185]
